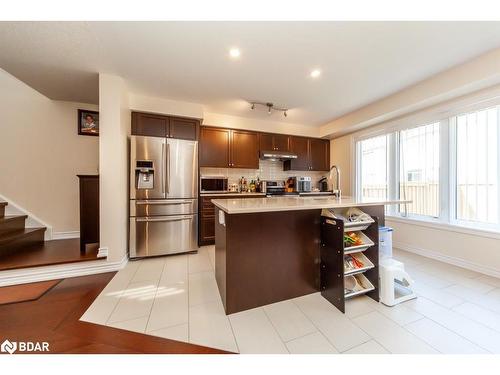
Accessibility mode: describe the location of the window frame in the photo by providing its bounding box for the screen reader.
[448,107,500,232]
[355,132,391,203]
[397,121,443,220]
[353,101,500,234]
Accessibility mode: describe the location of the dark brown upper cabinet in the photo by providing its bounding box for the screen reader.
[310,138,330,171]
[259,133,274,151]
[199,127,231,168]
[259,133,290,152]
[169,117,198,140]
[131,112,199,140]
[231,130,259,169]
[286,136,310,171]
[200,127,259,169]
[273,134,290,151]
[131,112,168,137]
[284,136,330,172]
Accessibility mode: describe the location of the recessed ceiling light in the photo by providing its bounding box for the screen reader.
[310,69,321,78]
[229,48,241,58]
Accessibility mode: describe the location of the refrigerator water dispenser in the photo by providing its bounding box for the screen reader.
[135,160,154,189]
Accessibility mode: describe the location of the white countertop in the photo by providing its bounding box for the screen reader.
[200,192,266,197]
[211,196,410,214]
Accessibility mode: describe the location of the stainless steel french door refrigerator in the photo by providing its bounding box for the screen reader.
[129,135,198,258]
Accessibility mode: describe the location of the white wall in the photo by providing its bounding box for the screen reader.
[388,218,500,277]
[329,136,352,195]
[204,112,320,137]
[99,74,130,263]
[0,68,99,234]
[129,93,204,119]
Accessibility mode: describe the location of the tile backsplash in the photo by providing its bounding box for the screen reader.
[200,159,327,187]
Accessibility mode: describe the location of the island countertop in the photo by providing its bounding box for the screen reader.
[211,196,410,214]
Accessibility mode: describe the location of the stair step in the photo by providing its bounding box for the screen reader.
[0,201,7,218]
[0,227,46,257]
[0,215,28,235]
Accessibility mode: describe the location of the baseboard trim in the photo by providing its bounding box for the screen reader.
[393,241,500,279]
[97,246,109,258]
[52,231,80,240]
[0,256,128,287]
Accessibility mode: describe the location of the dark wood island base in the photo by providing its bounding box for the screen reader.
[215,208,321,314]
[214,203,387,315]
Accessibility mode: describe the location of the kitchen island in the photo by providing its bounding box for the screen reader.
[212,196,408,314]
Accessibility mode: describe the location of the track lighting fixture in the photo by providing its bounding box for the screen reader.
[249,101,289,118]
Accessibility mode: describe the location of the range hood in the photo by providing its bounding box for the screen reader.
[260,150,298,160]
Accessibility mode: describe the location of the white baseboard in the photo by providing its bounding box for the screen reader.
[97,246,109,258]
[52,231,80,240]
[0,256,128,287]
[393,241,500,279]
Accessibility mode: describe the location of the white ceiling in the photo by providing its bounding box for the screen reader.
[1,21,500,126]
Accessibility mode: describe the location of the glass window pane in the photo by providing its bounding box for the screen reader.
[399,122,440,217]
[359,135,389,200]
[456,107,498,224]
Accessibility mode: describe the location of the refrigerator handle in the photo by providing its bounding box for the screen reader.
[136,215,193,222]
[167,142,170,194]
[161,141,166,194]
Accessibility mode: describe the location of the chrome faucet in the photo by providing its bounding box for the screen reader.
[329,165,341,198]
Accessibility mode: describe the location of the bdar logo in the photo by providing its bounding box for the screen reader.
[1,339,17,354]
[0,339,49,354]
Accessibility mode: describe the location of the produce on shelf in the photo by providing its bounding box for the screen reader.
[344,231,363,247]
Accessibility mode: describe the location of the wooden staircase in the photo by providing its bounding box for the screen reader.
[0,201,46,257]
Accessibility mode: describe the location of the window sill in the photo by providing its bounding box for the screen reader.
[386,215,500,241]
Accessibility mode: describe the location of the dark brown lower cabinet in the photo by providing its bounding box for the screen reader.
[199,195,261,246]
[77,175,99,254]
[200,216,216,245]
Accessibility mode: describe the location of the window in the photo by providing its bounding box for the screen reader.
[357,135,389,200]
[399,122,440,217]
[455,107,498,225]
[355,102,500,232]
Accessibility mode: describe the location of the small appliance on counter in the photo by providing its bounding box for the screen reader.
[297,176,312,192]
[318,176,329,192]
[262,180,298,196]
[287,176,312,193]
[200,176,228,193]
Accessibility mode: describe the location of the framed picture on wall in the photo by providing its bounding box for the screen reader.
[78,109,99,136]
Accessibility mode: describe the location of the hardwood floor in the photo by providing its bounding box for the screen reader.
[0,238,101,271]
[0,279,60,305]
[0,272,228,354]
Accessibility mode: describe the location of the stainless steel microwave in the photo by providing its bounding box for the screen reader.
[200,176,228,193]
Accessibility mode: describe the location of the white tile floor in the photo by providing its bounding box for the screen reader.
[80,246,500,354]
